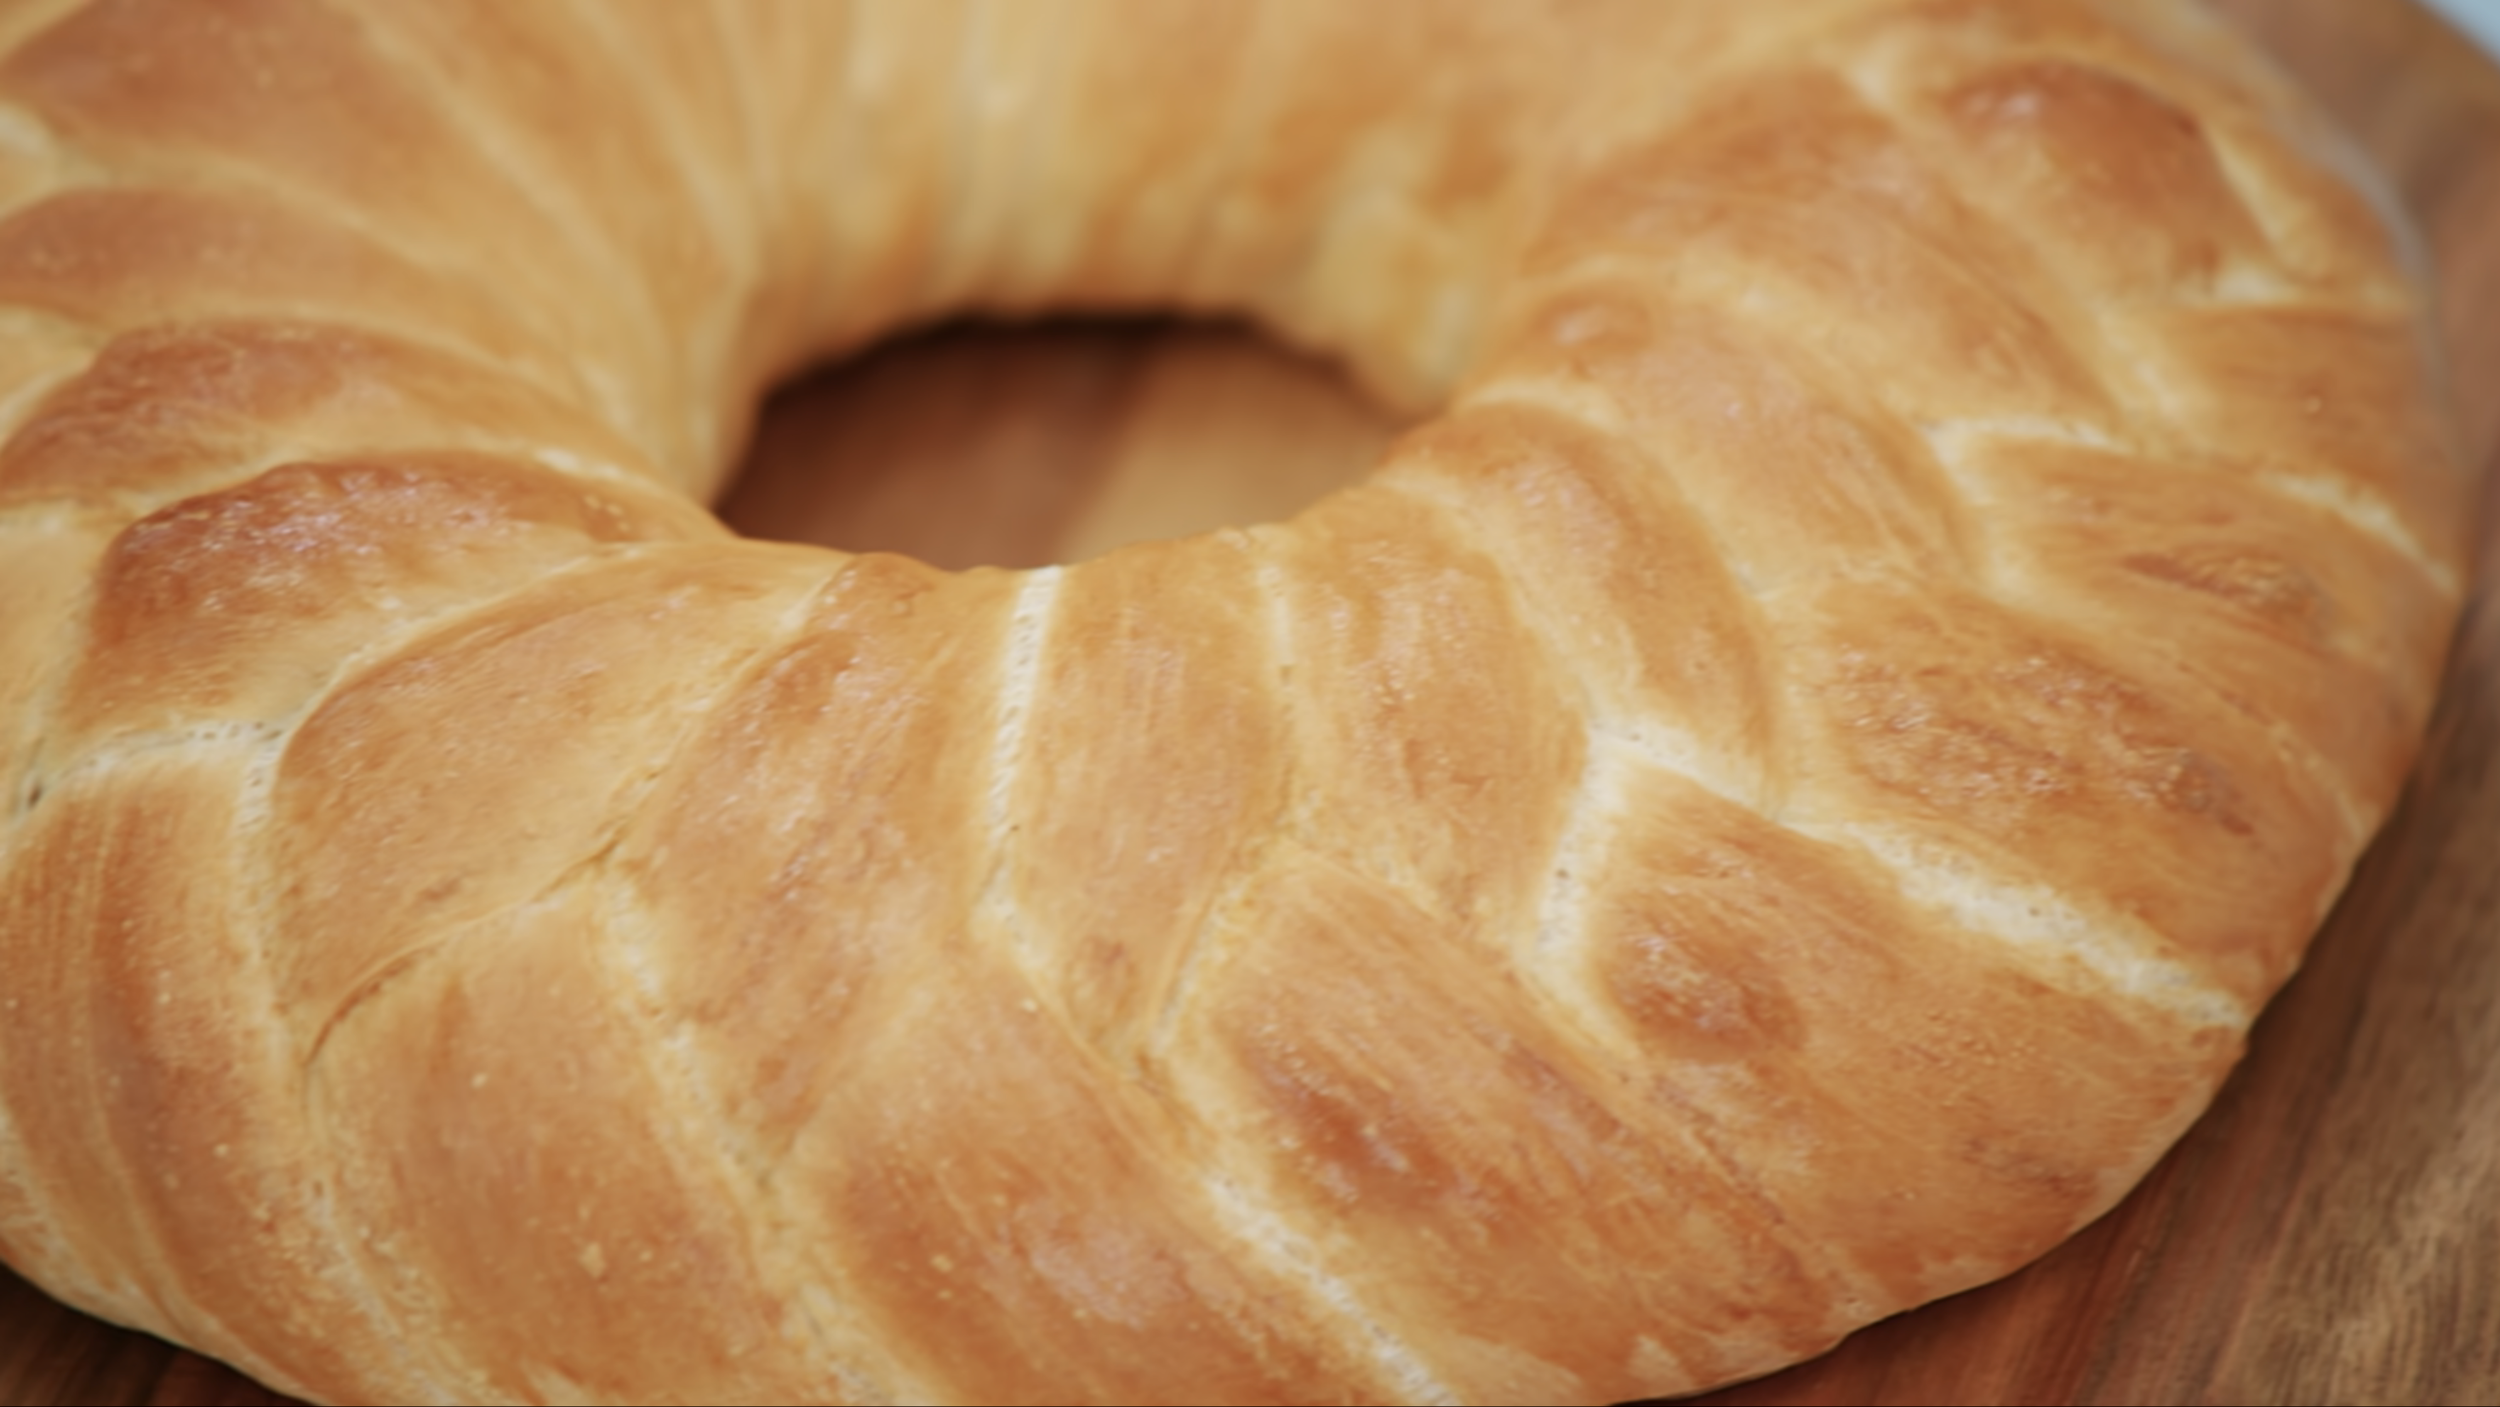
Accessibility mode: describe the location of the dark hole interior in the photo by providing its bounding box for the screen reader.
[715,316,1409,571]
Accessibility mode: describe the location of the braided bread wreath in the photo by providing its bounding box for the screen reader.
[0,0,2471,1402]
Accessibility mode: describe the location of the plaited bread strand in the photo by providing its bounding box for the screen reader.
[0,1,2467,1402]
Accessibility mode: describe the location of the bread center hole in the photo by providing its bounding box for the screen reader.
[717,317,1409,570]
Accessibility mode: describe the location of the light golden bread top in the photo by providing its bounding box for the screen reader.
[0,2,2466,1402]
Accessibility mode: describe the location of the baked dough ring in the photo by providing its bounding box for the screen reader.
[0,1,2467,1402]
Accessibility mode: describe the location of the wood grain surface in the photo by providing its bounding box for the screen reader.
[5,2,2498,1403]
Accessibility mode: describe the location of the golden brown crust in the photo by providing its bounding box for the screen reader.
[0,1,2468,1402]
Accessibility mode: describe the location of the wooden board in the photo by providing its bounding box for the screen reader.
[4,2,2498,1402]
